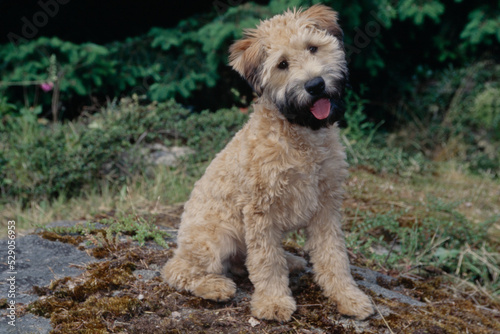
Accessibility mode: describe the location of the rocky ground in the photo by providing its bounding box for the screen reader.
[1,213,499,334]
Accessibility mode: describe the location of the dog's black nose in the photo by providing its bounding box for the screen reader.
[305,77,325,96]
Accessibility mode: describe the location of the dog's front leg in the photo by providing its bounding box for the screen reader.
[244,211,296,321]
[305,207,374,320]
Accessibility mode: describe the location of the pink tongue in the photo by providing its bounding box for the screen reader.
[310,99,331,120]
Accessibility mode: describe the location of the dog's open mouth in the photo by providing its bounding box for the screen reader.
[310,98,331,120]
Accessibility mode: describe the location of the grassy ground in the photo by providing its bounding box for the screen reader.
[343,165,500,298]
[0,164,204,235]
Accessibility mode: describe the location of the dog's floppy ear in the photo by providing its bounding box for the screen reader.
[301,4,343,42]
[229,31,265,96]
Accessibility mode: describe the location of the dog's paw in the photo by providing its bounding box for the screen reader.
[192,274,236,302]
[285,252,307,272]
[334,286,374,320]
[251,293,296,322]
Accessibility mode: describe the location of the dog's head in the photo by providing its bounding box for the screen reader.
[229,4,347,130]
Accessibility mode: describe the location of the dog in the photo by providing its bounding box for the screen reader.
[162,4,374,322]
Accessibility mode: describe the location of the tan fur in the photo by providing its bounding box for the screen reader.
[162,4,374,321]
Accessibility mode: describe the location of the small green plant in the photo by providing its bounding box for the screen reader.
[343,88,381,145]
[341,89,430,177]
[0,95,16,117]
[41,221,98,236]
[99,214,169,248]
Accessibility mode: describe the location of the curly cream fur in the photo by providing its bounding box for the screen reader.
[162,4,374,322]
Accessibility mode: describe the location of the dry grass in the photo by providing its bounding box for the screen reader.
[346,163,500,241]
[3,159,499,240]
[0,164,203,237]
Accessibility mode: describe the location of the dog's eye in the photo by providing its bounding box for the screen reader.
[308,46,318,53]
[277,60,288,70]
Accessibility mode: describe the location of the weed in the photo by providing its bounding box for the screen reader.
[99,214,170,248]
[393,61,500,176]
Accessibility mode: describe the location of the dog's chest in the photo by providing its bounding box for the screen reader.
[268,143,339,230]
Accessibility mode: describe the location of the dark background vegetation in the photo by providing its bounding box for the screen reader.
[0,0,219,44]
[0,0,499,202]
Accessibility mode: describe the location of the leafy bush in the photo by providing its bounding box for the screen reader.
[0,37,115,119]
[0,99,248,204]
[341,88,430,176]
[390,61,500,176]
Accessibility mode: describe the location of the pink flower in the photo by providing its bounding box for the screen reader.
[40,82,54,92]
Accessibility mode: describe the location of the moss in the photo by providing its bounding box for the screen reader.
[40,231,84,246]
[0,298,8,309]
[28,217,500,333]
[395,276,415,289]
[369,278,500,334]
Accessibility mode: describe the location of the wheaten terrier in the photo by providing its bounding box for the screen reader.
[162,4,374,321]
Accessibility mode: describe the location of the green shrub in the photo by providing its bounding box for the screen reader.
[471,86,500,140]
[391,61,500,176]
[0,38,115,118]
[0,99,248,204]
[341,89,430,176]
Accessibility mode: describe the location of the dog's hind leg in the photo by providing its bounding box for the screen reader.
[162,229,238,302]
[285,251,307,272]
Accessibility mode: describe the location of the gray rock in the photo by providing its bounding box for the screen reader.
[133,269,160,281]
[0,314,51,334]
[0,234,95,334]
[351,266,425,307]
[143,144,194,166]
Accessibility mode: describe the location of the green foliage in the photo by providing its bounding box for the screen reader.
[460,6,500,47]
[0,37,115,113]
[346,140,430,177]
[343,88,380,144]
[397,0,445,25]
[40,215,169,248]
[99,214,169,248]
[471,86,500,140]
[0,95,16,116]
[176,108,249,162]
[393,61,500,176]
[0,99,248,204]
[342,89,429,176]
[42,221,98,236]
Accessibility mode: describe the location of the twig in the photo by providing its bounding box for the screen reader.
[341,134,358,164]
[384,237,398,267]
[372,298,395,334]
[0,79,50,86]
